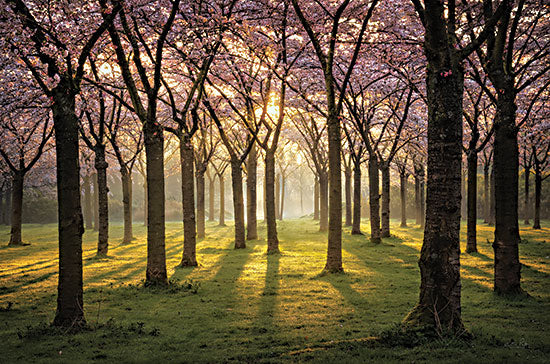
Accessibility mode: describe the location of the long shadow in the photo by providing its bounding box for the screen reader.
[253,253,280,335]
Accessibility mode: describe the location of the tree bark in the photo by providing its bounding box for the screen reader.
[325,112,343,273]
[313,176,320,220]
[352,160,362,235]
[144,121,167,285]
[121,168,133,244]
[83,174,93,230]
[368,155,381,244]
[230,158,246,249]
[93,172,99,231]
[0,184,5,225]
[414,167,421,225]
[246,144,258,239]
[265,150,279,253]
[380,163,390,238]
[319,172,328,232]
[51,83,85,327]
[488,165,495,226]
[466,152,478,253]
[400,170,407,227]
[461,162,467,220]
[180,134,197,267]
[493,88,522,295]
[533,166,541,230]
[8,172,24,245]
[345,167,352,227]
[219,174,225,226]
[95,146,109,257]
[143,180,147,226]
[404,59,464,331]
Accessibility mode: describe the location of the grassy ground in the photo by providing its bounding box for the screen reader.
[0,218,549,363]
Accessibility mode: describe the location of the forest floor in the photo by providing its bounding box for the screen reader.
[0,218,549,363]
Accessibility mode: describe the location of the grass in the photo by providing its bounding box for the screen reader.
[0,218,549,363]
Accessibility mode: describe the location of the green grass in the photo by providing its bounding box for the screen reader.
[0,218,549,363]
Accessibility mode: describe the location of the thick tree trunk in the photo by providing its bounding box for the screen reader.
[352,160,362,235]
[51,84,85,327]
[180,135,197,267]
[319,172,328,232]
[368,155,381,244]
[313,177,320,220]
[230,158,246,249]
[8,172,24,245]
[83,174,93,230]
[219,174,225,226]
[400,170,407,227]
[95,146,109,257]
[524,166,530,225]
[246,144,258,239]
[493,89,522,295]
[380,163,391,238]
[345,167,352,227]
[533,167,541,229]
[121,169,133,244]
[208,175,215,222]
[93,172,99,231]
[265,151,279,253]
[144,121,167,285]
[325,113,343,273]
[404,63,464,331]
[196,168,206,239]
[483,164,490,223]
[466,152,478,253]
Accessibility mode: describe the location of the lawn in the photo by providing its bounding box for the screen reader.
[0,218,549,363]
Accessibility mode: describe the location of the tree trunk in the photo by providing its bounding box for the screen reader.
[51,84,85,327]
[368,155,381,244]
[144,120,167,285]
[419,166,426,228]
[404,60,464,331]
[230,158,246,249]
[461,162,467,220]
[380,163,390,238]
[345,167,352,227]
[533,166,541,229]
[246,144,258,239]
[414,168,421,225]
[524,166,530,225]
[180,134,197,267]
[93,172,99,231]
[265,151,279,253]
[493,88,522,295]
[95,146,109,257]
[319,172,328,232]
[466,152,478,253]
[208,174,215,222]
[8,172,24,245]
[121,168,133,244]
[313,177,320,220]
[83,174,93,230]
[0,184,5,225]
[279,174,286,221]
[352,160,362,235]
[219,174,225,226]
[196,168,206,239]
[400,170,407,227]
[325,112,343,273]
[483,163,490,223]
